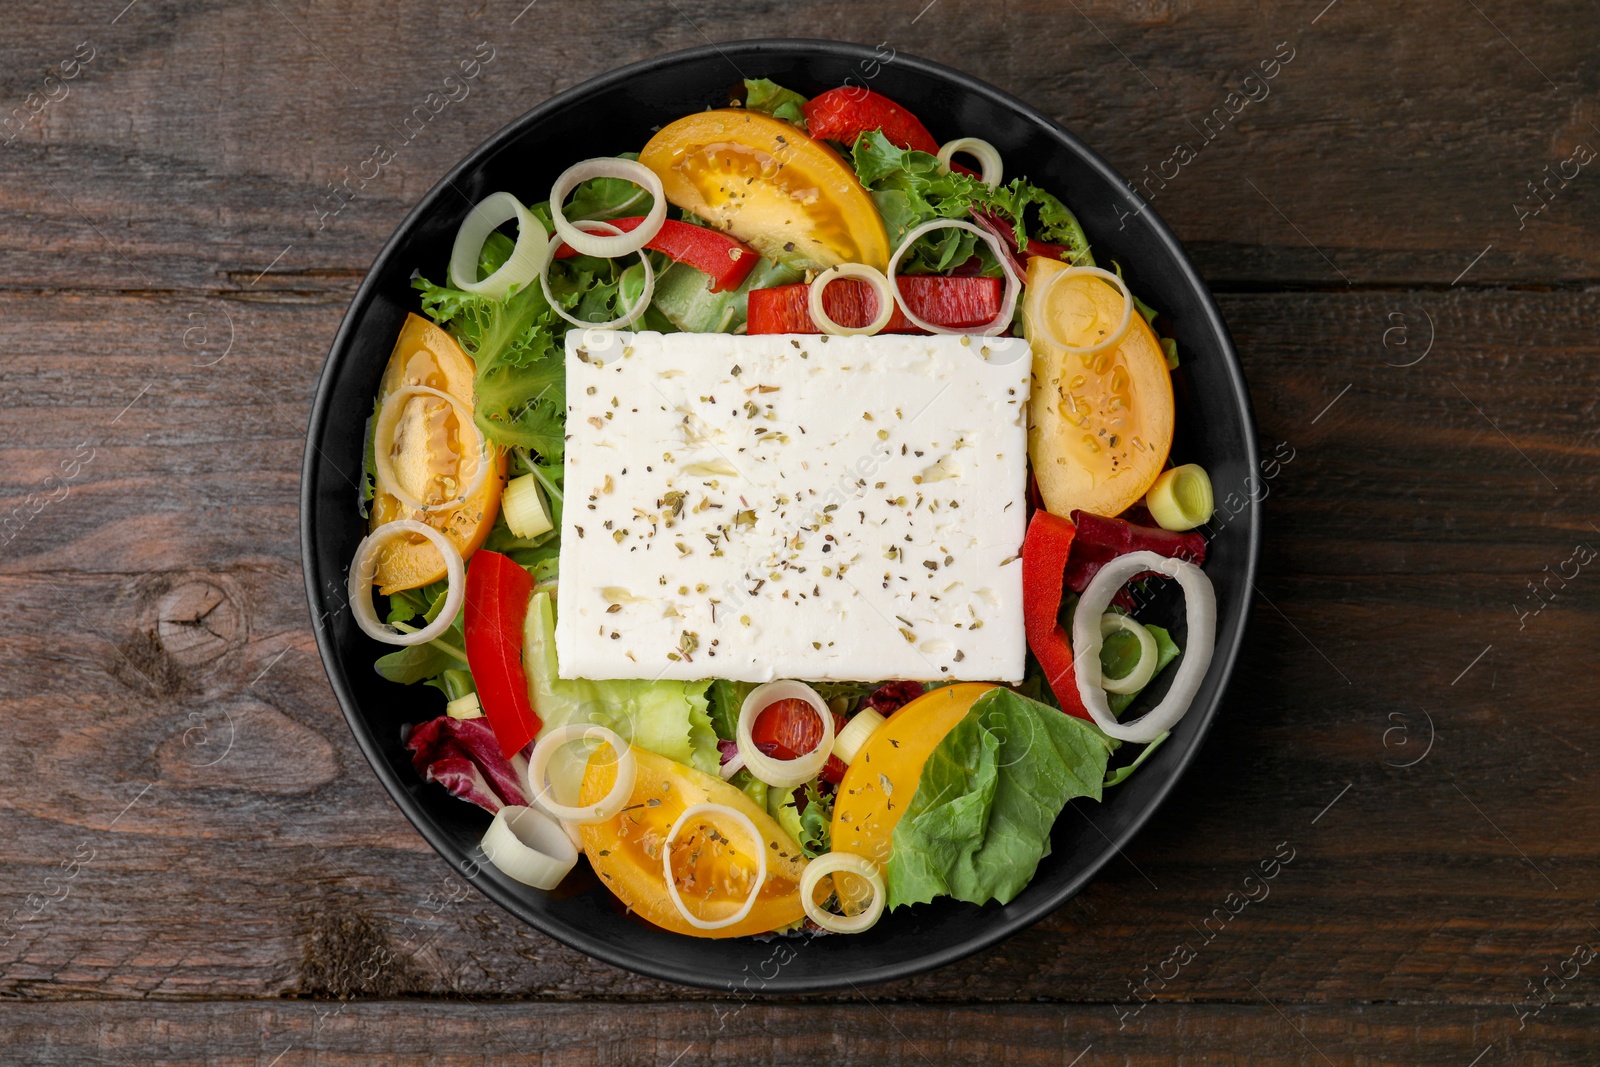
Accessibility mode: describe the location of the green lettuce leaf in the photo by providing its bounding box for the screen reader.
[708,678,756,741]
[986,178,1095,267]
[743,78,809,127]
[1104,730,1170,788]
[413,260,565,460]
[798,780,833,857]
[374,643,457,686]
[768,781,831,858]
[886,688,1115,908]
[358,398,378,517]
[850,131,1094,270]
[413,171,665,462]
[522,591,720,775]
[374,578,467,689]
[650,256,804,334]
[730,768,769,812]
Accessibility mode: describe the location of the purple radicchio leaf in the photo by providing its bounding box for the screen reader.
[405,716,529,814]
[863,680,926,716]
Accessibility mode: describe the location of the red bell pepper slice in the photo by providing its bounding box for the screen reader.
[1063,510,1207,603]
[1022,511,1091,719]
[462,550,541,760]
[551,217,758,293]
[803,87,941,154]
[751,698,848,784]
[746,275,1005,335]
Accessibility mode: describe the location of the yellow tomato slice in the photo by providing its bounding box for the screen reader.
[1025,257,1174,519]
[639,109,891,271]
[578,748,807,938]
[369,313,507,594]
[829,683,994,875]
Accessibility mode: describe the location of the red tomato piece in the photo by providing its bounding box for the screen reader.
[751,698,847,784]
[803,87,940,154]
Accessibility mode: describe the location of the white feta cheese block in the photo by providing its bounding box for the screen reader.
[556,329,1031,683]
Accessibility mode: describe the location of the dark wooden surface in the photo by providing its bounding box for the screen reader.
[2,1,1597,1063]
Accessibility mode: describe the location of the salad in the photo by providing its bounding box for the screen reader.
[345,79,1219,938]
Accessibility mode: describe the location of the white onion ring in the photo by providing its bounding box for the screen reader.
[1099,613,1159,696]
[525,724,637,824]
[808,263,896,336]
[548,157,665,258]
[448,191,549,301]
[737,680,835,788]
[372,385,490,513]
[886,218,1021,336]
[718,751,746,781]
[800,851,886,934]
[512,740,577,850]
[1034,265,1135,356]
[831,708,886,765]
[347,519,465,645]
[519,746,581,851]
[1072,551,1215,743]
[540,220,655,330]
[663,802,768,931]
[481,805,578,889]
[937,136,1004,187]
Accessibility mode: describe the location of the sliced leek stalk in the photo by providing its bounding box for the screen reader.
[448,191,549,301]
[808,263,896,336]
[481,805,578,890]
[1099,613,1159,695]
[446,692,483,720]
[1145,464,1214,531]
[525,724,636,825]
[347,519,465,646]
[663,803,767,931]
[832,708,886,765]
[1073,551,1216,743]
[936,136,1004,187]
[801,851,886,934]
[501,473,554,538]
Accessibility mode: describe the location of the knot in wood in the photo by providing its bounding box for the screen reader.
[153,577,245,670]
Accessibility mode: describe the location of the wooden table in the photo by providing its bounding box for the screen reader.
[3,1,1596,1062]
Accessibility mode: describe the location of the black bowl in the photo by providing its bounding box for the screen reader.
[302,39,1259,993]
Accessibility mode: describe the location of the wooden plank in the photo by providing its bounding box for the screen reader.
[3,1000,1595,1065]
[0,285,1594,1001]
[5,0,1598,1056]
[0,1,1595,293]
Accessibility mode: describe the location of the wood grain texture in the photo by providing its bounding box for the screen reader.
[1,0,1597,1061]
[5,1001,1599,1066]
[0,0,1597,294]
